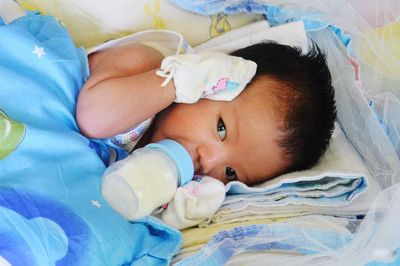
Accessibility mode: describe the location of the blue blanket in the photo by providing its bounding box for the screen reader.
[0,12,181,266]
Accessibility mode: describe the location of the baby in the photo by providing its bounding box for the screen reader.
[77,41,336,186]
[2,1,335,229]
[77,40,336,228]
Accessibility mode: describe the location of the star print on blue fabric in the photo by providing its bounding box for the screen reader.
[32,45,46,58]
[91,200,101,208]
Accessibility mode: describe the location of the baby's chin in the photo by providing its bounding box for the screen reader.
[148,118,167,144]
[148,129,164,143]
[194,169,204,177]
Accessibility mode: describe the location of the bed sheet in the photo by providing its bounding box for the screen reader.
[0,11,181,266]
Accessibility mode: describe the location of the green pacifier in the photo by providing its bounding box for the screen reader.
[0,110,25,160]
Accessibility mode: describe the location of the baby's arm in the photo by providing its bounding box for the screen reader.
[76,44,175,139]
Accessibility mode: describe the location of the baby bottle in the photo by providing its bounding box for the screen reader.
[101,139,194,220]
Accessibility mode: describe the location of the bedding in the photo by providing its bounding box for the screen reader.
[0,11,182,265]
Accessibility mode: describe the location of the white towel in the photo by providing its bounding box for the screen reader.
[194,20,308,54]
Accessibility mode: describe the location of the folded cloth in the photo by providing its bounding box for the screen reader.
[161,176,226,229]
[199,124,377,227]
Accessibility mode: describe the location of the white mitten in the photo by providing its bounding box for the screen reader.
[161,176,225,230]
[156,52,257,103]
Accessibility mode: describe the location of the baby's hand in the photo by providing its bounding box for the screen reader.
[156,52,257,103]
[161,176,225,229]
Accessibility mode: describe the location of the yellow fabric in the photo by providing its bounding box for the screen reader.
[357,22,400,79]
[17,0,262,49]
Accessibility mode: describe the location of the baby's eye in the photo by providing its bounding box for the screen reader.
[217,118,226,140]
[225,166,237,182]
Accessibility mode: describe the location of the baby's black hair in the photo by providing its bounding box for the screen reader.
[231,41,337,172]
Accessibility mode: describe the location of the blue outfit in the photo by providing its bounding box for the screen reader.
[0,11,181,266]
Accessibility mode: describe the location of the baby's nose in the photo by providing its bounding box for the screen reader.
[196,144,225,175]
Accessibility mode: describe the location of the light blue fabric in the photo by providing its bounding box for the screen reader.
[0,12,181,265]
[171,0,267,15]
[225,176,367,206]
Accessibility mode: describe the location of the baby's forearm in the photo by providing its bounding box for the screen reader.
[77,44,175,139]
[77,70,175,139]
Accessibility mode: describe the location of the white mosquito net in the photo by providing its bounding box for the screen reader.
[287,2,400,264]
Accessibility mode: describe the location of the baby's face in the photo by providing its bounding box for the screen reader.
[151,78,288,185]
